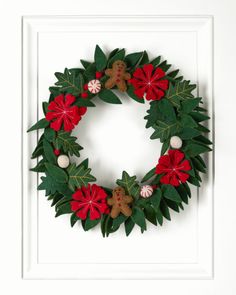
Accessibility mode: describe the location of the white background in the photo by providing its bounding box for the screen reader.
[1,0,236,294]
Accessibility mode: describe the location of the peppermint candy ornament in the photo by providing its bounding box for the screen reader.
[140,185,153,198]
[88,79,101,94]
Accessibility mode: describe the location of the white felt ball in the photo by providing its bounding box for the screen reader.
[57,155,70,169]
[140,185,153,198]
[170,136,183,149]
[88,79,101,94]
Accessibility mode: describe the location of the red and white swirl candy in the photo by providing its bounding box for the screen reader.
[140,185,153,198]
[88,79,101,94]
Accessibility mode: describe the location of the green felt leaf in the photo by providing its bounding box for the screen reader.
[165,199,180,212]
[190,111,210,122]
[124,52,143,68]
[73,98,96,107]
[55,201,72,217]
[79,158,89,169]
[112,214,127,228]
[108,49,125,67]
[183,182,191,198]
[50,192,64,207]
[162,184,182,203]
[27,118,49,132]
[150,120,180,142]
[196,155,206,168]
[160,200,171,220]
[187,176,201,187]
[197,124,210,133]
[67,163,96,190]
[178,127,201,139]
[84,63,96,80]
[95,45,107,71]
[161,139,170,155]
[84,218,100,231]
[43,139,56,164]
[44,128,56,142]
[166,80,196,108]
[150,56,161,66]
[184,143,212,157]
[108,48,119,59]
[158,99,176,122]
[80,59,91,69]
[126,85,144,103]
[70,212,79,227]
[176,184,188,204]
[194,135,212,146]
[117,171,140,199]
[98,89,122,104]
[124,217,135,236]
[191,157,206,173]
[42,102,49,115]
[30,158,46,172]
[144,205,157,225]
[150,188,162,210]
[141,167,156,183]
[156,208,163,225]
[158,60,172,72]
[131,207,146,231]
[181,97,202,113]
[49,86,61,98]
[31,134,44,159]
[139,51,149,65]
[54,131,83,157]
[54,68,82,95]
[45,163,68,183]
[38,174,66,196]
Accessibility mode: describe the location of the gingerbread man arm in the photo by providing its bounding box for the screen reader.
[105,69,113,76]
[123,72,131,80]
[123,195,133,204]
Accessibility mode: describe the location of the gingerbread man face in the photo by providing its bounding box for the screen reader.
[104,60,131,92]
[107,186,133,219]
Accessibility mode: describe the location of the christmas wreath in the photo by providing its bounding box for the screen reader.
[28,46,212,236]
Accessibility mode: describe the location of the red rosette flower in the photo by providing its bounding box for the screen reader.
[129,64,169,101]
[70,184,109,220]
[45,94,87,132]
[155,150,191,187]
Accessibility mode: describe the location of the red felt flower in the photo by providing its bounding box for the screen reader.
[155,150,191,187]
[129,64,169,101]
[70,184,109,220]
[45,94,87,132]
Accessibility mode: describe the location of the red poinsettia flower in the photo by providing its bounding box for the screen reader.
[70,184,109,220]
[128,64,169,101]
[45,94,87,132]
[155,150,191,187]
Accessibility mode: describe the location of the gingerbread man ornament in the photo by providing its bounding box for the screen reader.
[105,60,131,92]
[107,186,133,218]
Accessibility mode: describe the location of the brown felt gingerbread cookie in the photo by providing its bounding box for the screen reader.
[105,60,131,92]
[107,186,133,218]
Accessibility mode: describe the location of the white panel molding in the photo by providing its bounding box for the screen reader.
[22,15,213,279]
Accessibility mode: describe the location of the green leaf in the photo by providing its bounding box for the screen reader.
[73,98,96,107]
[124,52,143,68]
[176,184,188,204]
[55,201,72,217]
[158,99,176,122]
[187,176,201,187]
[150,120,179,142]
[181,97,202,113]
[126,85,144,103]
[54,68,82,95]
[150,188,162,210]
[144,205,157,225]
[43,139,56,164]
[179,114,198,128]
[27,118,49,132]
[184,143,212,157]
[156,208,163,225]
[117,171,140,199]
[95,45,107,71]
[165,199,180,212]
[150,56,161,66]
[31,134,44,159]
[166,80,196,108]
[141,167,156,183]
[70,212,79,227]
[124,217,135,236]
[160,200,171,220]
[84,218,100,231]
[30,158,46,172]
[131,207,146,231]
[161,139,170,155]
[98,89,122,104]
[112,214,127,228]
[178,127,201,140]
[44,128,56,142]
[139,51,149,65]
[80,59,91,69]
[158,60,172,72]
[67,163,96,190]
[45,163,68,183]
[54,130,83,157]
[38,174,66,196]
[191,157,206,173]
[108,49,125,67]
[42,102,49,115]
[190,111,210,122]
[162,184,182,202]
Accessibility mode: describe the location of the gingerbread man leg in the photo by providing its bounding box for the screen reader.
[116,80,127,92]
[105,78,116,89]
[110,207,120,219]
[120,205,132,217]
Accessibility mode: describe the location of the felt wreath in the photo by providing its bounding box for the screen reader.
[28,45,212,236]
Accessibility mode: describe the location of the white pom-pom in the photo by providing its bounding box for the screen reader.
[57,155,70,169]
[88,79,101,94]
[140,185,153,198]
[170,136,182,149]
